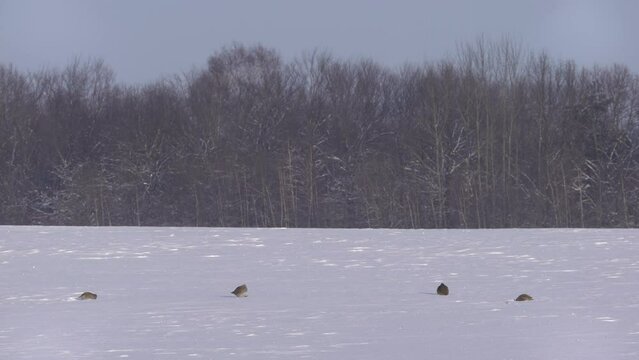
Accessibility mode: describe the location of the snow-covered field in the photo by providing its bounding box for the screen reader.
[1,226,638,359]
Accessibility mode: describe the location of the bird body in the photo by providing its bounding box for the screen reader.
[78,291,97,300]
[437,283,449,296]
[515,293,533,301]
[231,284,248,297]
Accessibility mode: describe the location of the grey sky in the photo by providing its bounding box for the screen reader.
[1,0,637,84]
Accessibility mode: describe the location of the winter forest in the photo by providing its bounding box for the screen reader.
[1,40,638,228]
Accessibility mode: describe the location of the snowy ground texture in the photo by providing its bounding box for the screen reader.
[1,226,638,359]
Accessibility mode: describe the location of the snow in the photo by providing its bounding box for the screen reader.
[1,226,638,359]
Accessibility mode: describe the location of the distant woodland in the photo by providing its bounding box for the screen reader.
[1,40,638,228]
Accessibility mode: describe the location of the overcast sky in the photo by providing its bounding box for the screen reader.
[1,0,637,84]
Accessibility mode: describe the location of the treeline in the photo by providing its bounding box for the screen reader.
[1,41,639,228]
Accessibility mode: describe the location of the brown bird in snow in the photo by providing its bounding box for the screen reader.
[437,283,449,296]
[231,284,248,297]
[515,293,533,301]
[78,291,97,300]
